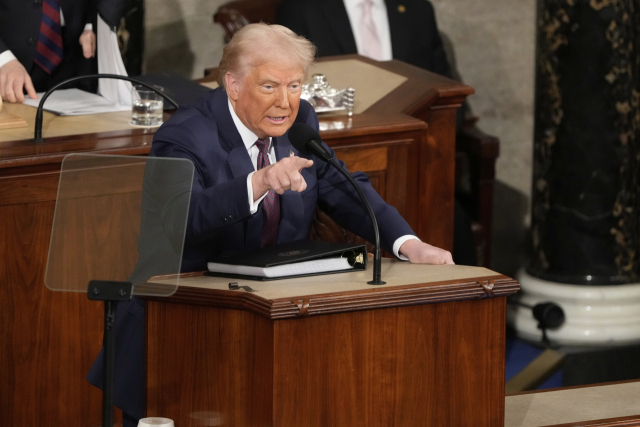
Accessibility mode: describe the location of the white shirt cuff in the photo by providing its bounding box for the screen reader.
[84,23,93,32]
[393,235,421,261]
[0,50,17,69]
[247,172,268,214]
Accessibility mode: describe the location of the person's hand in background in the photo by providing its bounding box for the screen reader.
[79,29,96,58]
[0,59,37,103]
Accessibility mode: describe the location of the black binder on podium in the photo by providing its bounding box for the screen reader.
[206,240,368,281]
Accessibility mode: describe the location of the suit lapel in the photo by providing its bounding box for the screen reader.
[214,90,255,180]
[212,89,263,250]
[320,0,358,54]
[273,136,304,244]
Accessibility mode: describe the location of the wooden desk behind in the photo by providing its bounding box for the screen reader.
[0,56,471,426]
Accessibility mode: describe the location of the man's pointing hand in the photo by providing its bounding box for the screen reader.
[252,155,314,201]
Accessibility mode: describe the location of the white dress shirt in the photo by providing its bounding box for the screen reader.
[343,0,393,61]
[227,99,418,259]
[228,99,274,215]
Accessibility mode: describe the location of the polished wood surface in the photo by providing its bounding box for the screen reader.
[0,199,108,426]
[0,110,28,130]
[0,56,470,427]
[146,260,518,319]
[146,274,511,427]
[0,103,139,142]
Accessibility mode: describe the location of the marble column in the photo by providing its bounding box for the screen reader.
[511,0,640,345]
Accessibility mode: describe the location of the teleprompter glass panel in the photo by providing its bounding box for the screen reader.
[45,154,193,297]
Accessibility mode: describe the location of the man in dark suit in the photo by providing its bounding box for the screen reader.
[277,0,478,265]
[0,0,96,102]
[88,23,453,426]
[276,0,451,77]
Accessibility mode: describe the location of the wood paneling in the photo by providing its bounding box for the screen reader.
[146,302,274,426]
[336,146,388,171]
[0,200,108,426]
[273,298,505,427]
[0,170,61,206]
[145,295,506,427]
[416,107,458,250]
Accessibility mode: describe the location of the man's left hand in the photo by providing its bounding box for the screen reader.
[399,239,454,265]
[79,30,96,58]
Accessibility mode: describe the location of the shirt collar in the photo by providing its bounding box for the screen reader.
[228,98,271,150]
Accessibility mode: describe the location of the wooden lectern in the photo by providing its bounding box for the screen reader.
[144,260,519,426]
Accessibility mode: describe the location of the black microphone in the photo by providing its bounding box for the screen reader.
[509,299,565,346]
[288,123,385,285]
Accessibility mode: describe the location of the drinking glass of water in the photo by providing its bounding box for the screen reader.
[131,85,163,127]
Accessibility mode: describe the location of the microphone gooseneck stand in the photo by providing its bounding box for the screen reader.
[288,123,385,285]
[325,155,386,285]
[32,74,179,143]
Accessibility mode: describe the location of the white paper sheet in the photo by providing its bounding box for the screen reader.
[97,14,131,107]
[23,88,130,115]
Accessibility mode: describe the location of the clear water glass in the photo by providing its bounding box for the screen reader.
[131,85,163,127]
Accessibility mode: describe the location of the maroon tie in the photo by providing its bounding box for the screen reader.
[255,138,280,247]
[34,0,64,74]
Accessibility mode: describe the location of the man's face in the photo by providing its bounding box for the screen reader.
[227,61,304,139]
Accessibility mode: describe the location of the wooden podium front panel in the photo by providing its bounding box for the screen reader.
[273,298,506,427]
[146,296,506,427]
[0,178,108,427]
[146,303,275,427]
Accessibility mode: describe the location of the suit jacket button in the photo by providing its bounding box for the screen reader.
[33,0,42,5]
[27,37,36,46]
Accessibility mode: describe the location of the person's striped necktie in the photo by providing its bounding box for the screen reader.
[34,0,64,74]
[255,137,280,247]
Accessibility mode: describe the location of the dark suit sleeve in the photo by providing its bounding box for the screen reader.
[0,37,9,55]
[97,0,129,28]
[86,0,96,26]
[301,111,417,255]
[317,150,417,255]
[151,121,253,245]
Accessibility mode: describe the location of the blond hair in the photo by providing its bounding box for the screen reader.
[217,23,316,89]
